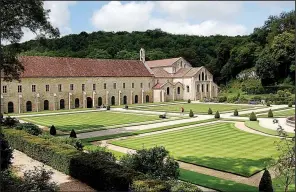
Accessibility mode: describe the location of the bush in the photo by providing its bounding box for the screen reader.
[266,101,271,107]
[106,105,111,110]
[288,102,293,107]
[125,105,128,109]
[227,95,238,103]
[3,116,19,127]
[189,110,194,117]
[50,125,56,136]
[218,96,227,103]
[214,111,220,119]
[268,109,273,118]
[233,109,238,116]
[259,169,273,192]
[187,99,191,103]
[70,129,77,138]
[249,112,257,121]
[39,135,83,151]
[208,108,212,115]
[15,123,42,136]
[130,179,170,192]
[169,180,202,192]
[1,134,13,170]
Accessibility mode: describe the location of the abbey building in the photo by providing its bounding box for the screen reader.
[1,48,218,113]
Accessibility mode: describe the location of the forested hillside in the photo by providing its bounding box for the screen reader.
[7,10,295,86]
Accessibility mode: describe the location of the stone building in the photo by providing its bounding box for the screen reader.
[1,48,218,113]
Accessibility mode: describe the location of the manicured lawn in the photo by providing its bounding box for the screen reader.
[132,103,260,114]
[245,121,294,138]
[257,108,295,118]
[19,111,160,131]
[179,169,257,192]
[111,122,279,177]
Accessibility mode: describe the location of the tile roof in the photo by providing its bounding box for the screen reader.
[151,68,173,78]
[19,56,153,78]
[152,83,164,89]
[151,67,203,78]
[146,57,180,68]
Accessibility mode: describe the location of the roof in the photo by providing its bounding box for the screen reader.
[151,67,203,78]
[19,56,153,78]
[151,68,173,78]
[153,83,164,89]
[146,57,180,68]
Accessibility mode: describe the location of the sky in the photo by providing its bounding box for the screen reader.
[20,1,295,43]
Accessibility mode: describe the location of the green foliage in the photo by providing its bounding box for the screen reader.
[288,102,292,107]
[130,179,170,192]
[249,112,257,121]
[168,180,202,192]
[15,123,42,136]
[1,134,13,170]
[50,125,56,136]
[39,135,83,151]
[259,169,274,192]
[120,146,179,180]
[70,129,77,138]
[106,105,111,110]
[3,116,19,127]
[234,109,239,116]
[218,96,227,102]
[268,109,273,118]
[208,108,213,115]
[189,109,194,117]
[188,99,191,103]
[125,105,129,109]
[267,101,271,107]
[214,111,220,119]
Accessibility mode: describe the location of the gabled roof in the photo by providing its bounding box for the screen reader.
[19,56,153,78]
[174,67,203,77]
[146,57,181,68]
[151,68,173,78]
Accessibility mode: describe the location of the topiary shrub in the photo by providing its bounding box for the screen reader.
[188,99,191,103]
[3,116,19,127]
[208,108,212,115]
[106,105,111,110]
[70,129,77,138]
[233,109,238,116]
[125,105,128,109]
[259,169,273,192]
[214,111,220,119]
[49,125,56,136]
[189,109,194,117]
[15,123,42,136]
[288,102,292,107]
[249,112,257,121]
[266,101,271,107]
[268,109,273,118]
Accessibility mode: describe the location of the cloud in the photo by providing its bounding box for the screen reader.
[91,1,247,36]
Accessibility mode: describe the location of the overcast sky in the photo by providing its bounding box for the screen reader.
[20,1,294,43]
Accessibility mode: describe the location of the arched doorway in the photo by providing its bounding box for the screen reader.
[111,96,115,105]
[26,101,32,112]
[123,96,127,105]
[60,99,65,109]
[146,95,149,103]
[98,97,102,106]
[44,100,49,110]
[135,95,138,104]
[87,97,92,108]
[8,102,14,113]
[167,87,170,95]
[75,98,79,108]
[177,87,180,94]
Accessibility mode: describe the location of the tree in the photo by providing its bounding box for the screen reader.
[268,109,273,118]
[0,134,13,170]
[208,108,213,115]
[189,109,194,117]
[259,169,274,192]
[249,112,257,121]
[214,111,220,119]
[70,129,77,138]
[87,49,112,59]
[120,146,179,180]
[233,109,238,116]
[49,125,56,136]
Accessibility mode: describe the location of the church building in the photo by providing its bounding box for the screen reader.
[1,48,218,113]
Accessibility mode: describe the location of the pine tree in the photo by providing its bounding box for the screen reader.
[214,111,220,118]
[234,109,239,116]
[49,125,56,136]
[268,109,273,118]
[189,109,194,117]
[259,169,273,192]
[70,129,77,138]
[208,108,213,115]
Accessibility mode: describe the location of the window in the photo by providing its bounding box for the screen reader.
[32,85,36,92]
[205,75,207,81]
[70,84,74,91]
[123,83,125,89]
[104,83,106,89]
[82,84,85,91]
[202,84,204,92]
[3,86,7,93]
[93,84,96,91]
[199,74,201,81]
[140,83,143,88]
[177,87,180,94]
[186,86,189,93]
[148,83,150,88]
[206,84,209,92]
[202,72,204,81]
[113,83,116,89]
[18,85,22,93]
[132,83,134,88]
[167,87,170,95]
[46,85,49,92]
[58,84,62,92]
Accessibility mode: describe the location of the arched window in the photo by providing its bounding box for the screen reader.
[123,96,127,105]
[111,96,115,105]
[202,72,204,81]
[177,87,180,94]
[205,74,207,80]
[186,86,190,93]
[26,101,32,112]
[146,95,149,103]
[206,84,209,92]
[199,74,201,81]
[8,102,14,113]
[44,100,49,110]
[202,84,204,92]
[167,87,170,95]
[135,95,138,104]
[60,99,65,109]
[75,98,79,108]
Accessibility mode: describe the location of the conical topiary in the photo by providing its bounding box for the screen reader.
[249,112,257,121]
[268,109,273,118]
[188,99,191,103]
[214,111,220,118]
[70,129,77,138]
[208,108,213,115]
[50,125,56,136]
[259,169,273,192]
[233,109,238,116]
[189,109,194,117]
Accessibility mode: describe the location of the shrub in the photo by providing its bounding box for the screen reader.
[208,108,212,115]
[3,116,19,127]
[20,123,42,136]
[227,95,238,103]
[268,109,273,118]
[106,105,111,110]
[187,99,191,103]
[259,169,273,192]
[214,111,220,119]
[39,135,83,151]
[249,112,257,121]
[218,96,227,103]
[70,129,77,138]
[50,125,56,136]
[233,109,238,116]
[125,105,128,109]
[288,102,293,107]
[266,101,271,107]
[169,180,202,192]
[189,110,194,117]
[0,134,13,170]
[130,179,170,192]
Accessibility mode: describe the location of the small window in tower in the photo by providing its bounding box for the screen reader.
[18,85,22,93]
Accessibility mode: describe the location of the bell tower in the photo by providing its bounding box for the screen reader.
[140,48,145,63]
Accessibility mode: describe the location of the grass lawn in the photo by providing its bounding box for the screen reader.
[245,121,294,138]
[257,108,295,118]
[111,122,279,177]
[9,107,94,116]
[19,111,161,131]
[132,103,260,114]
[272,175,295,192]
[179,169,257,192]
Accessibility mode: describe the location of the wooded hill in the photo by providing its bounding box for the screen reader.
[7,10,295,86]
